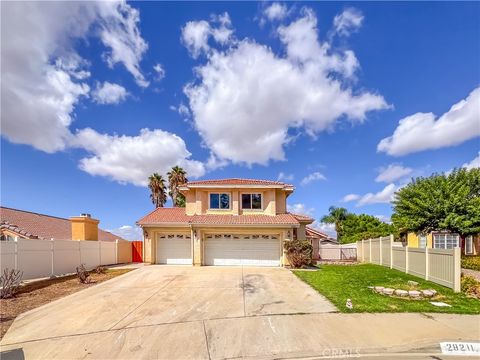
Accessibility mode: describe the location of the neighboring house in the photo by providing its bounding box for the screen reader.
[407,231,479,256]
[305,226,336,260]
[137,178,314,266]
[0,206,128,242]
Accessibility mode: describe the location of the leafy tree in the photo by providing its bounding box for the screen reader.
[167,166,187,207]
[148,173,167,208]
[340,214,396,244]
[392,168,480,236]
[320,206,349,241]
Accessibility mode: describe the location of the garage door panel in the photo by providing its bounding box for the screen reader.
[157,234,192,265]
[205,234,280,267]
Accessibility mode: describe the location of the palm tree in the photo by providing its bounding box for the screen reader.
[321,206,349,239]
[148,173,167,208]
[167,166,188,207]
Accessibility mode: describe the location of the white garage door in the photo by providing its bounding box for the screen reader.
[204,234,281,267]
[156,234,192,265]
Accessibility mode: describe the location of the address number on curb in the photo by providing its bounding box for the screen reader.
[440,342,480,356]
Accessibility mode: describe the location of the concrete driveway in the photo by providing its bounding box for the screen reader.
[1,266,478,359]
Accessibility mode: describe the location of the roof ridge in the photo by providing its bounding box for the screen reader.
[1,206,69,221]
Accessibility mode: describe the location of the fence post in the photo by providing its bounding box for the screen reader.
[405,246,409,274]
[369,238,372,263]
[453,247,461,292]
[14,236,19,271]
[99,241,102,267]
[361,240,365,262]
[390,234,394,269]
[425,246,429,280]
[379,238,383,265]
[115,240,118,264]
[50,239,54,277]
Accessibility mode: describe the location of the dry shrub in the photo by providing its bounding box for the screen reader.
[284,240,313,268]
[76,264,90,284]
[0,268,23,299]
[461,275,480,298]
[95,265,107,274]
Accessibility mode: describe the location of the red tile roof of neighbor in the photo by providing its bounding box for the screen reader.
[137,207,303,226]
[0,207,127,242]
[305,226,328,239]
[180,178,293,187]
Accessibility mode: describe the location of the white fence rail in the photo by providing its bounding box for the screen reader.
[0,238,129,280]
[319,244,357,261]
[357,235,461,292]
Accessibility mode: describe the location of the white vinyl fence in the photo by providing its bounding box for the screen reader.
[0,238,129,280]
[357,235,461,292]
[319,244,357,261]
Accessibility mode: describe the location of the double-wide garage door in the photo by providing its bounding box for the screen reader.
[204,234,281,267]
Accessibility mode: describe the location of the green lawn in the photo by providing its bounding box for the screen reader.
[294,263,480,314]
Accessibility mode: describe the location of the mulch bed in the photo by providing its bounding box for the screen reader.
[0,269,132,340]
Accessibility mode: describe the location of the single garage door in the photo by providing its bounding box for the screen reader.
[204,234,281,266]
[156,233,192,265]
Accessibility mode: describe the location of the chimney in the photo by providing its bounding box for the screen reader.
[70,214,99,241]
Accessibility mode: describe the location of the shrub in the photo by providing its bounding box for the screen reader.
[0,268,23,299]
[461,275,480,298]
[462,256,480,271]
[284,240,313,268]
[76,264,90,284]
[95,265,107,274]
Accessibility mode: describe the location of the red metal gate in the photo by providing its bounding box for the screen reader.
[132,241,143,262]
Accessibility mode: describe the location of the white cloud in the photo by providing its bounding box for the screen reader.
[1,1,148,153]
[153,63,165,81]
[375,164,413,183]
[287,203,314,215]
[263,3,288,21]
[72,128,205,186]
[92,82,128,104]
[107,225,142,241]
[333,8,364,37]
[378,87,480,156]
[277,172,294,182]
[184,10,388,165]
[374,215,392,224]
[356,184,397,206]
[462,152,480,170]
[310,221,337,239]
[181,13,233,58]
[342,194,360,202]
[301,171,327,186]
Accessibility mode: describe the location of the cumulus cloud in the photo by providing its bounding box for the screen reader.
[378,87,480,156]
[301,172,327,186]
[342,193,360,202]
[277,172,294,182]
[333,7,364,36]
[92,82,128,104]
[72,128,205,186]
[107,225,143,241]
[1,1,148,153]
[356,183,397,206]
[181,13,233,58]
[462,152,480,170]
[310,221,337,239]
[263,3,288,21]
[184,9,388,165]
[287,203,314,215]
[375,164,412,183]
[153,63,165,81]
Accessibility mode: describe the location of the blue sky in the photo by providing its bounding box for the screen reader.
[1,1,479,239]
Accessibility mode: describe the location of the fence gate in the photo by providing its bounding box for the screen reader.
[132,241,143,262]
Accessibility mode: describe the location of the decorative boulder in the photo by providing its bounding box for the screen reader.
[383,288,395,295]
[394,289,409,297]
[427,289,437,296]
[409,290,421,298]
[408,280,419,286]
[374,286,385,293]
[422,290,435,297]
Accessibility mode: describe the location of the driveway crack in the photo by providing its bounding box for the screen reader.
[202,320,212,360]
[241,266,246,317]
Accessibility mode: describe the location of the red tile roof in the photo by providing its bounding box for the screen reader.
[1,207,127,242]
[180,178,293,187]
[137,207,300,227]
[291,213,315,223]
[306,226,328,239]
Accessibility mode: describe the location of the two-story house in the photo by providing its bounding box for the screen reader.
[137,178,314,266]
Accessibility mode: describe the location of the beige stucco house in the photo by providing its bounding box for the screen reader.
[137,178,314,266]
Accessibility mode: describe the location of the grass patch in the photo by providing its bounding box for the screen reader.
[294,263,480,314]
[462,255,480,271]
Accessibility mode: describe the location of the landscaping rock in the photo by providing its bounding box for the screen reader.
[394,289,409,297]
[408,280,419,286]
[427,289,437,296]
[374,286,384,293]
[383,288,394,295]
[422,290,435,297]
[367,286,374,289]
[409,290,421,298]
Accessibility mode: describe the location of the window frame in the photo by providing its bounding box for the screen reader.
[208,192,231,210]
[465,235,474,255]
[241,192,263,210]
[433,233,460,249]
[418,234,427,248]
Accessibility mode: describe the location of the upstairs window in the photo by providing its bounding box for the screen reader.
[433,233,459,249]
[209,193,230,209]
[242,193,262,209]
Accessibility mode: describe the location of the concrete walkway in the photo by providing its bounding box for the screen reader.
[0,266,478,359]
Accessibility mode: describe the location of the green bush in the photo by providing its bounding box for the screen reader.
[462,256,480,271]
[284,240,313,268]
[461,275,480,298]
